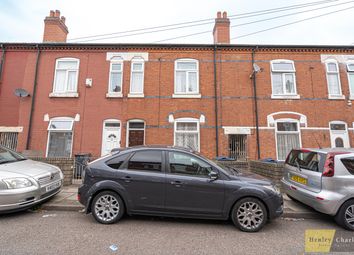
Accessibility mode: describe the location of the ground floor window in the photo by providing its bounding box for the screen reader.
[46,118,74,158]
[229,134,247,160]
[0,132,18,150]
[276,121,300,161]
[174,118,199,151]
[127,120,145,147]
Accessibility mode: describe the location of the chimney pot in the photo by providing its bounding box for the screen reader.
[54,10,60,17]
[61,16,66,24]
[50,10,54,17]
[223,11,227,18]
[217,11,222,18]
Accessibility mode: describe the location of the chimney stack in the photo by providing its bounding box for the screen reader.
[213,11,230,44]
[43,10,69,43]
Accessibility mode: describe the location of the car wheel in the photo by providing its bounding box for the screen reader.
[335,199,354,231]
[91,191,124,224]
[231,197,268,232]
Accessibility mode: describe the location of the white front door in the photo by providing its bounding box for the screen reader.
[101,120,121,156]
[330,122,350,148]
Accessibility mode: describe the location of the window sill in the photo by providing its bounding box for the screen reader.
[172,94,202,99]
[49,92,79,98]
[106,93,123,98]
[128,93,144,98]
[328,95,345,100]
[271,94,300,100]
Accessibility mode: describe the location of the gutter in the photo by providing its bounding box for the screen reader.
[251,47,261,160]
[213,45,219,157]
[26,45,41,150]
[0,44,5,91]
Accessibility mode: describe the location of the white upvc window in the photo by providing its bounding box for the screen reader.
[51,58,80,97]
[174,118,200,151]
[46,117,74,158]
[325,59,343,99]
[347,61,354,99]
[107,57,123,97]
[173,59,200,98]
[129,58,144,97]
[270,60,298,99]
[275,119,301,161]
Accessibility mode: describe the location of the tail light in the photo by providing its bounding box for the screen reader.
[323,153,335,177]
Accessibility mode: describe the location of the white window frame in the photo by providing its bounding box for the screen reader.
[46,117,74,158]
[173,59,201,98]
[126,119,145,147]
[174,118,200,152]
[50,58,80,97]
[347,61,354,100]
[270,59,299,99]
[325,59,344,99]
[128,58,145,97]
[106,57,124,98]
[275,118,302,161]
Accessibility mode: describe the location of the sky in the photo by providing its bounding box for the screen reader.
[0,0,353,45]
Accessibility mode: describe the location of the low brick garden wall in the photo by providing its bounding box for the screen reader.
[28,157,74,186]
[249,160,285,186]
[215,160,249,171]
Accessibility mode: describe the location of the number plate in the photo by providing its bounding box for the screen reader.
[291,175,307,185]
[46,181,61,192]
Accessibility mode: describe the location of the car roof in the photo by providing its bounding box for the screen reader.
[113,145,196,154]
[295,148,354,154]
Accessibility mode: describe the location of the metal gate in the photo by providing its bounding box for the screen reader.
[0,132,18,150]
[229,134,247,161]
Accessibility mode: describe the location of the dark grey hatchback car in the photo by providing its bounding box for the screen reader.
[78,146,283,232]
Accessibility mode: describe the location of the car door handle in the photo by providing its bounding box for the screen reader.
[170,181,183,187]
[122,176,132,183]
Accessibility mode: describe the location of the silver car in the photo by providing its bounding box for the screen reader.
[281,148,354,230]
[0,145,63,213]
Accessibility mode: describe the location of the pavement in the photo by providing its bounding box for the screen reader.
[41,185,323,219]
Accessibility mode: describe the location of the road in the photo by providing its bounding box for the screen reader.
[0,210,345,255]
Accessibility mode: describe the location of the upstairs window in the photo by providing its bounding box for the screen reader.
[325,60,342,98]
[270,60,297,97]
[108,57,123,95]
[130,58,144,95]
[174,59,199,95]
[53,58,79,94]
[347,62,354,98]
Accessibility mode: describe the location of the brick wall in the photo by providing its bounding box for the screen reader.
[29,157,74,186]
[249,160,285,186]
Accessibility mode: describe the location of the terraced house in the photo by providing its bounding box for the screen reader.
[0,10,354,161]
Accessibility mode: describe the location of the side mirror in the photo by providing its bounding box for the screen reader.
[208,171,219,181]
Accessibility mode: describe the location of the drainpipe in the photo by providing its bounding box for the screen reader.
[0,44,5,91]
[213,45,219,157]
[26,45,41,150]
[251,47,261,160]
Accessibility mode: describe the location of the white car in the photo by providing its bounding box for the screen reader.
[0,145,63,213]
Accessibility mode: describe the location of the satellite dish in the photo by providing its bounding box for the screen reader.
[253,63,262,73]
[14,88,30,97]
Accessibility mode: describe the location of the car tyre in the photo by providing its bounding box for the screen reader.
[335,199,354,231]
[91,191,124,224]
[231,197,267,232]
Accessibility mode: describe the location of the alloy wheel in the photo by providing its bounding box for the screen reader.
[94,194,120,222]
[345,205,354,226]
[237,201,264,231]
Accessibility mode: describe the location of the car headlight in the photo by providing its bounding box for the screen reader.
[3,178,33,189]
[263,185,280,194]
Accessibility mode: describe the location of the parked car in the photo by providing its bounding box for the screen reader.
[78,146,283,232]
[281,148,354,230]
[0,145,64,213]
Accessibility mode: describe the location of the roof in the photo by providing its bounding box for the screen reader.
[1,42,354,53]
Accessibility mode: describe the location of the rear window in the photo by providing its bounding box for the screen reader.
[341,157,354,175]
[286,150,325,172]
[106,153,130,169]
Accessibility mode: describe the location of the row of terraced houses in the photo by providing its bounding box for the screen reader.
[0,10,354,161]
